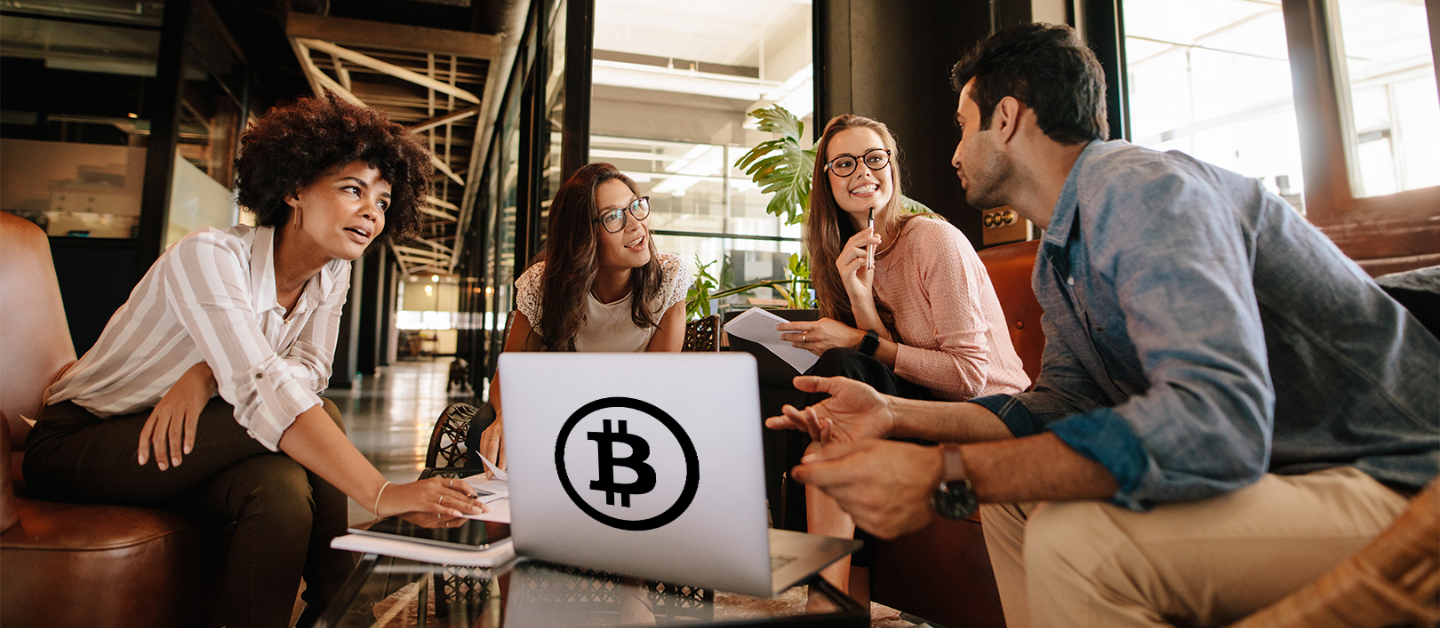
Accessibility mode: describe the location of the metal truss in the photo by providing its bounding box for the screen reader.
[285,13,500,276]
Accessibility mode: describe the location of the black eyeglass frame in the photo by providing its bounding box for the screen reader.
[595,196,651,233]
[824,148,893,177]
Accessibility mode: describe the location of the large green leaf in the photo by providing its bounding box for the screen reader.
[734,106,816,226]
[901,194,933,214]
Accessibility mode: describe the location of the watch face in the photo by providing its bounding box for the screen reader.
[932,480,979,519]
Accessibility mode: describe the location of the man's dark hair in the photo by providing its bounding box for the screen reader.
[234,92,432,249]
[951,23,1109,144]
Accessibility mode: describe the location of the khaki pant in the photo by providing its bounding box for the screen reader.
[981,467,1411,628]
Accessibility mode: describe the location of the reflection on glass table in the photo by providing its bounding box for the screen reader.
[318,553,866,628]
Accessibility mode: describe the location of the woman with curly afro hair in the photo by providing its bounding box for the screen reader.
[27,94,485,627]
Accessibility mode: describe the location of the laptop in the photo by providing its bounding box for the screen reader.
[500,352,860,598]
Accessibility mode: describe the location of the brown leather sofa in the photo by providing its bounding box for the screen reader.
[0,211,225,628]
[870,239,1044,628]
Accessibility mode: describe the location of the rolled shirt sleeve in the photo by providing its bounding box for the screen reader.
[160,232,322,451]
[1032,169,1276,510]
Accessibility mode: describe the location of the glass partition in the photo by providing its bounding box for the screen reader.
[0,13,160,236]
[589,0,812,307]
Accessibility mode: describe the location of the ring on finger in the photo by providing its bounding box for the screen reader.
[439,495,445,506]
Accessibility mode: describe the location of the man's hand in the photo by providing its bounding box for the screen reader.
[138,361,216,470]
[790,440,943,540]
[765,375,898,446]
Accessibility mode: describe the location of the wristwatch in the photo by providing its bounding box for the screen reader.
[931,443,979,519]
[858,330,881,356]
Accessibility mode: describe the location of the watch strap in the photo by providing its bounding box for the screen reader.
[940,443,968,482]
[858,329,881,356]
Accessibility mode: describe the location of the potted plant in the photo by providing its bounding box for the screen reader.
[688,105,932,319]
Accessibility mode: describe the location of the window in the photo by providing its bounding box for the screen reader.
[1124,0,1307,211]
[1328,0,1439,197]
[1118,0,1440,272]
[589,0,813,306]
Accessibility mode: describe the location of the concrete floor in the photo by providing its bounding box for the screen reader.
[327,356,476,525]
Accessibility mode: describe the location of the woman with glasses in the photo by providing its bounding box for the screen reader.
[468,162,692,469]
[775,115,1030,602]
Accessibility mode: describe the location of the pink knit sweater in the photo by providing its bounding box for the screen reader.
[871,217,1031,400]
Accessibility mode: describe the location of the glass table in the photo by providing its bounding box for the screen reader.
[315,552,868,628]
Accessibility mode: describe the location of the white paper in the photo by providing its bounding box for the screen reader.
[722,307,820,374]
[330,534,516,567]
[461,472,510,522]
[475,451,508,481]
[459,497,511,523]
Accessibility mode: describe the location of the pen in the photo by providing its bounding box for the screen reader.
[866,206,876,270]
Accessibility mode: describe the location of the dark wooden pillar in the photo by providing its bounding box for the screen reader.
[378,253,397,367]
[331,256,364,387]
[357,248,384,375]
[135,0,192,279]
[818,0,1002,246]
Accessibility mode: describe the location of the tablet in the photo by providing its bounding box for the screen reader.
[349,517,511,551]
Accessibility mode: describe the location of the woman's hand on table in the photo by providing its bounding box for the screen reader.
[376,476,487,518]
[138,361,215,470]
[837,227,881,299]
[776,318,866,356]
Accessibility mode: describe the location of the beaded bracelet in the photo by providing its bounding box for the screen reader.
[373,481,392,516]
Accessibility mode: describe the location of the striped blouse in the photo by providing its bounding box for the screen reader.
[44,225,350,451]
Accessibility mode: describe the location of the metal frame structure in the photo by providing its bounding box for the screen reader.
[285,12,501,276]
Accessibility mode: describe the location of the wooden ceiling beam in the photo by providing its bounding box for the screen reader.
[286,12,500,59]
[298,39,480,104]
[409,106,481,135]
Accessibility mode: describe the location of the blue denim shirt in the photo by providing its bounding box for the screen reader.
[971,140,1439,511]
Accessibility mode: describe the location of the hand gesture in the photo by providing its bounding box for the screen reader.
[138,361,215,470]
[776,318,865,356]
[790,440,943,539]
[765,375,897,445]
[836,227,881,300]
[375,476,488,518]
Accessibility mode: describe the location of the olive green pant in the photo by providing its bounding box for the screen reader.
[25,398,356,628]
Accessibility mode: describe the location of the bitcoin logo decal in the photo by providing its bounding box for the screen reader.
[587,419,656,507]
[555,397,700,531]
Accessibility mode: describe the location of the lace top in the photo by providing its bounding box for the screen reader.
[515,253,692,351]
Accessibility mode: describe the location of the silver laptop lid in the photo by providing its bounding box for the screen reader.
[501,352,774,596]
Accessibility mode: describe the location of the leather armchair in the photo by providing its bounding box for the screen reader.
[869,239,1043,628]
[0,212,226,628]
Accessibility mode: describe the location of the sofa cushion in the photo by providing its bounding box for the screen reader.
[1,498,226,628]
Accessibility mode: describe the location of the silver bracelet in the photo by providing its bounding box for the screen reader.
[372,481,392,516]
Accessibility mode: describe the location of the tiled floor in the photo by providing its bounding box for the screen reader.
[328,356,478,525]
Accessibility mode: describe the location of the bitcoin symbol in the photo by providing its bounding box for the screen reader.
[587,419,656,507]
[556,397,700,531]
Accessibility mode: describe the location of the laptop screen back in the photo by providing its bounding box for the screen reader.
[501,352,774,595]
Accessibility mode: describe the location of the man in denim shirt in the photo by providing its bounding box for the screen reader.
[768,23,1439,628]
